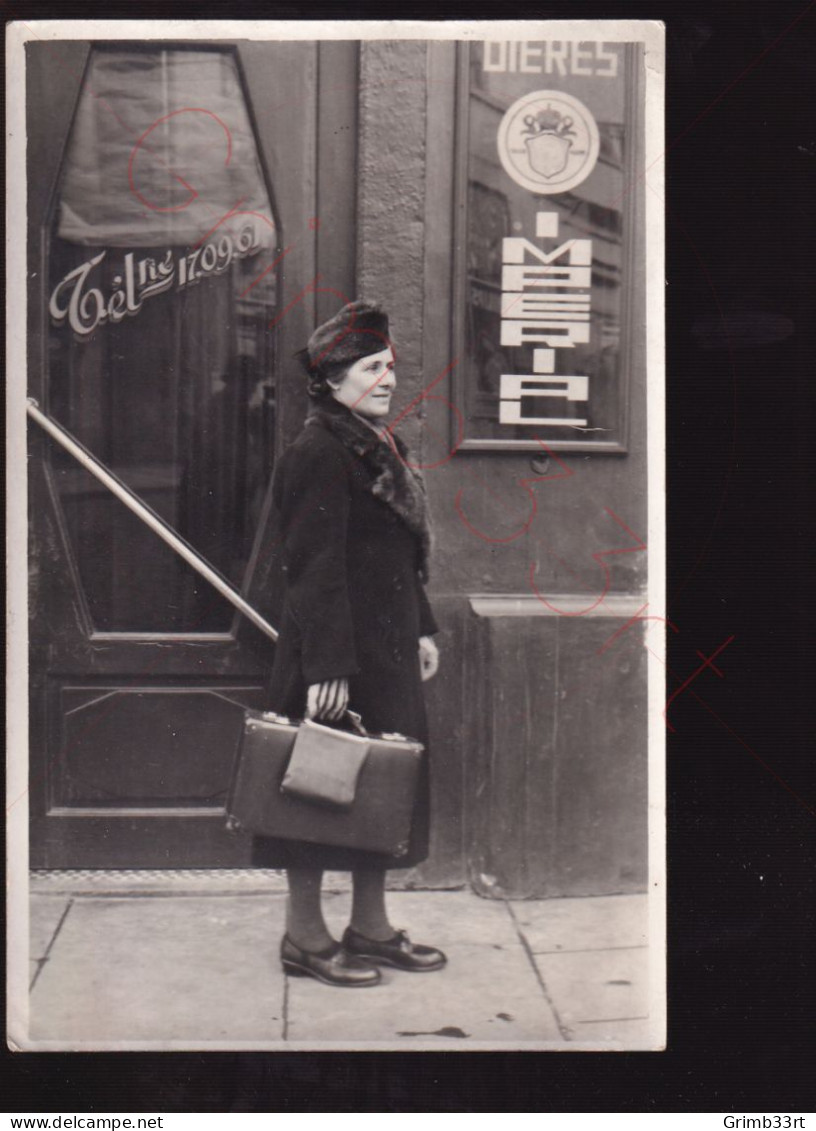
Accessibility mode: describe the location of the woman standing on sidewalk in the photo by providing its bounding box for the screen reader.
[252,300,446,987]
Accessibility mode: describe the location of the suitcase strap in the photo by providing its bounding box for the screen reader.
[281,719,372,809]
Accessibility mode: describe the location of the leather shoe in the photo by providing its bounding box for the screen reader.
[342,927,447,972]
[280,935,381,987]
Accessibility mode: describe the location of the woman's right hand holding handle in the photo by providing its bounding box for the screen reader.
[306,678,350,722]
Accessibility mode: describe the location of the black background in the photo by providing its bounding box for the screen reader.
[4,0,816,1112]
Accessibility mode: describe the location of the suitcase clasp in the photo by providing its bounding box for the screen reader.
[260,711,292,725]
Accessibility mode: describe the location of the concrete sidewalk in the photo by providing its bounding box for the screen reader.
[26,871,658,1050]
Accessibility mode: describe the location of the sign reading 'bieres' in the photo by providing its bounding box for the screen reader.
[483,40,620,77]
[49,225,262,338]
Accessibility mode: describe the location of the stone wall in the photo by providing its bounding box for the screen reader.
[356,41,428,458]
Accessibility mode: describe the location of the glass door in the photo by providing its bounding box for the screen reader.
[28,40,341,867]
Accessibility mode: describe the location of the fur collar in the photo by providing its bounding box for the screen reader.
[306,398,434,581]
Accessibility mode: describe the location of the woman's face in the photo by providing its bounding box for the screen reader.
[329,347,396,419]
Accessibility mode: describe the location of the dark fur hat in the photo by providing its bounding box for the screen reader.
[295,301,391,379]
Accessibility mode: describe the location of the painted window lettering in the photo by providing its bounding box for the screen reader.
[498,211,590,425]
[498,376,589,427]
[483,40,620,77]
[48,227,261,338]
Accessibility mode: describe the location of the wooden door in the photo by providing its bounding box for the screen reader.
[28,39,357,867]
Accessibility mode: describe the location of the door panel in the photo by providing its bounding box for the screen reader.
[53,686,261,809]
[28,39,353,868]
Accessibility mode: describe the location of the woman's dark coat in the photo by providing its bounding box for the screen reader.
[252,395,438,871]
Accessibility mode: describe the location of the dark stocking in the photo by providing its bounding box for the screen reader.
[350,868,395,941]
[285,867,334,952]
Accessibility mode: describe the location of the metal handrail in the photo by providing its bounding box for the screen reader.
[26,398,279,643]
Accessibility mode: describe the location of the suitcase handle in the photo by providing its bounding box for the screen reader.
[306,709,371,738]
[257,708,413,743]
[261,707,370,738]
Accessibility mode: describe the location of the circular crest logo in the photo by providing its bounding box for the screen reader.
[497,90,600,195]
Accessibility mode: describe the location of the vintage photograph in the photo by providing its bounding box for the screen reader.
[7,19,665,1051]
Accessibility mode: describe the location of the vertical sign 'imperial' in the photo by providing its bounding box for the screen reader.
[499,211,590,426]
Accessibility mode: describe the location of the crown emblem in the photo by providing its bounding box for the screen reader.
[522,106,575,138]
[499,90,600,194]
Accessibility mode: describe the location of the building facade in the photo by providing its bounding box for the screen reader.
[27,35,652,897]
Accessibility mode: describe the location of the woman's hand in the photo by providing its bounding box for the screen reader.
[306,678,350,721]
[418,636,439,682]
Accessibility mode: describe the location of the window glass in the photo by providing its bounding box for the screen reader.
[455,41,636,449]
[47,48,279,631]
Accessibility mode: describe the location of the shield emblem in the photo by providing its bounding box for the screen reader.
[525,132,572,179]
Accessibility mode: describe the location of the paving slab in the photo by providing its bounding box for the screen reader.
[30,895,73,961]
[533,947,649,1035]
[321,889,519,949]
[29,895,74,991]
[30,895,284,1044]
[511,894,648,953]
[286,941,562,1044]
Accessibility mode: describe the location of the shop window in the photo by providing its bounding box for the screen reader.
[452,41,640,451]
[46,47,279,632]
